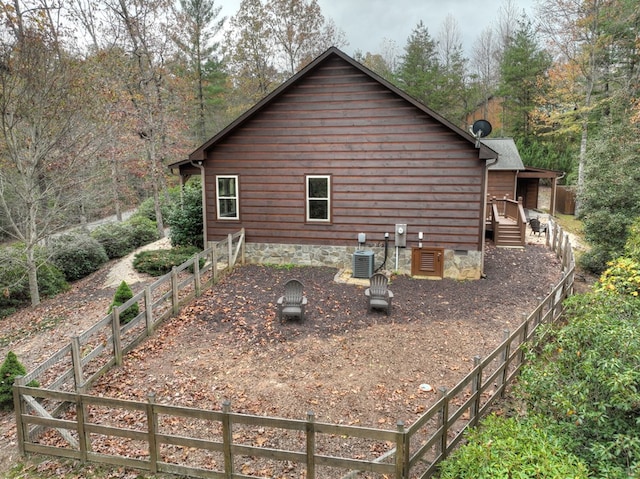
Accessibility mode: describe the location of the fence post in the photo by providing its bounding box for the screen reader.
[437,386,449,460]
[145,287,153,336]
[171,267,179,315]
[227,234,233,269]
[211,243,218,283]
[241,228,246,265]
[306,411,315,479]
[395,420,407,479]
[76,394,89,461]
[147,393,158,473]
[500,329,511,397]
[112,310,123,366]
[222,400,233,478]
[470,356,481,427]
[13,376,26,456]
[71,336,85,393]
[194,253,201,297]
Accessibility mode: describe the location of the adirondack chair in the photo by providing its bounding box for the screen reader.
[528,217,548,236]
[277,279,307,321]
[365,273,393,315]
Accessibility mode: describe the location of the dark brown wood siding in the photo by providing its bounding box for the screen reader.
[487,170,517,201]
[203,56,486,251]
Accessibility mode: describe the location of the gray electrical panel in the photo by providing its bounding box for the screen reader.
[395,224,407,248]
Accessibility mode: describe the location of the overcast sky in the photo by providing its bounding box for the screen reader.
[216,0,538,58]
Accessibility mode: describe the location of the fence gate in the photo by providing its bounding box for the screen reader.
[411,247,444,278]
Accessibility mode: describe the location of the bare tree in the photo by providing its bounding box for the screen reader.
[536,0,608,214]
[100,0,179,238]
[0,8,102,305]
[224,0,346,106]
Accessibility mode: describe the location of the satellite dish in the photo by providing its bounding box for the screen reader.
[471,119,492,138]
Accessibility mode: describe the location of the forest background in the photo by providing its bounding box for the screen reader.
[0,0,639,307]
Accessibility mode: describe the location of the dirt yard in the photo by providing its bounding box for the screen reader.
[0,230,580,473]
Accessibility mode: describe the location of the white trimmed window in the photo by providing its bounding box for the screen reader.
[216,175,238,219]
[306,175,330,222]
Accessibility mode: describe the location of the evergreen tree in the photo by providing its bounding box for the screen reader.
[108,281,139,324]
[395,21,441,108]
[173,0,228,143]
[578,122,640,273]
[436,14,469,124]
[498,18,551,137]
[0,352,38,410]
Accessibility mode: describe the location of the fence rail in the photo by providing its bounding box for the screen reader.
[14,223,574,478]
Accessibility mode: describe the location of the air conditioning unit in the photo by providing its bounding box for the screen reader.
[353,250,375,278]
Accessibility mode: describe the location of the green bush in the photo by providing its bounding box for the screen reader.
[577,247,612,275]
[167,183,203,249]
[91,222,134,259]
[594,257,640,296]
[624,217,640,261]
[134,187,181,222]
[438,414,588,478]
[0,245,68,318]
[91,217,160,260]
[126,216,160,248]
[0,352,39,410]
[108,280,139,324]
[518,292,640,477]
[50,233,109,282]
[132,246,203,276]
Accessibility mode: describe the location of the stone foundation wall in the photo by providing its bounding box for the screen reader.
[243,243,482,280]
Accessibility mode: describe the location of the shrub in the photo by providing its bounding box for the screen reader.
[624,217,640,261]
[0,352,39,410]
[126,216,160,249]
[50,233,109,281]
[91,217,159,260]
[517,292,640,477]
[0,245,68,318]
[132,246,202,276]
[108,280,139,324]
[91,222,134,259]
[167,183,203,249]
[134,187,181,222]
[438,414,588,479]
[594,257,640,296]
[577,247,612,275]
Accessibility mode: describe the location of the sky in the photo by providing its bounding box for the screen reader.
[215,0,538,58]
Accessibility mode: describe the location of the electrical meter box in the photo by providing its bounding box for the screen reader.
[395,224,407,248]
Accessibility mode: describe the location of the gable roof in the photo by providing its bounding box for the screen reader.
[171,47,497,169]
[481,138,525,171]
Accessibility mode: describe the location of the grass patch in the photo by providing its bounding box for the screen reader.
[554,213,584,236]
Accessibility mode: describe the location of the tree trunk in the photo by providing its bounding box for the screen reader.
[25,209,40,306]
[110,150,123,222]
[147,143,165,239]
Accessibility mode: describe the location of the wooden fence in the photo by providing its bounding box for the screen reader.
[13,223,575,479]
[19,229,245,393]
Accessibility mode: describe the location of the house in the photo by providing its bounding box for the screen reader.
[169,47,500,280]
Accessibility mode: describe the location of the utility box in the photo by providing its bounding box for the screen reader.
[353,250,375,278]
[395,224,407,248]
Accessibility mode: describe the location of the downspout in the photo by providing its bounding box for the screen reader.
[190,160,207,246]
[481,157,499,278]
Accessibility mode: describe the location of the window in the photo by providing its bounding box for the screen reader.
[306,175,330,222]
[216,176,238,219]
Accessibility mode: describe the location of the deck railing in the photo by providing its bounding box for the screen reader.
[13,224,575,479]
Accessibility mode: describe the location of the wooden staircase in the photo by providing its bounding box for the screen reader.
[489,199,527,248]
[494,217,525,247]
